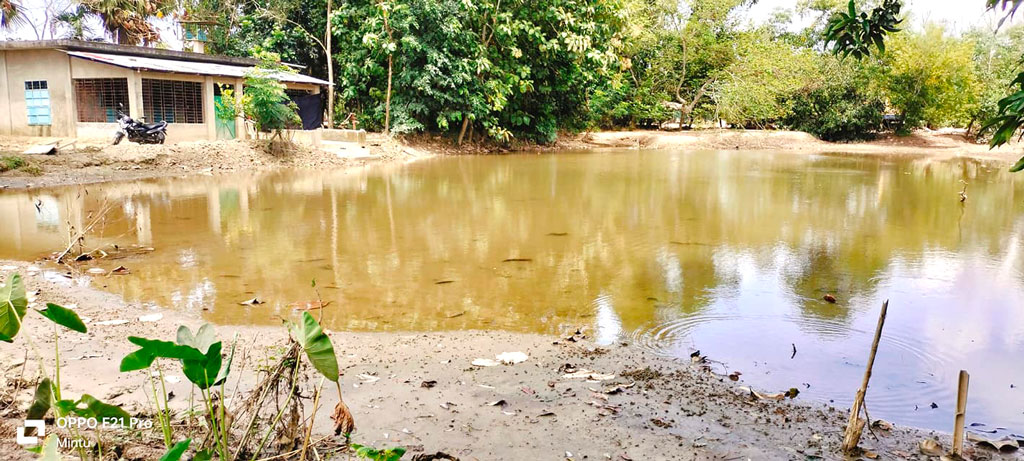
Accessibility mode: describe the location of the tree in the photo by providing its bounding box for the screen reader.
[715,28,819,127]
[79,0,176,44]
[872,24,981,129]
[825,0,1024,171]
[241,52,301,140]
[1,0,25,30]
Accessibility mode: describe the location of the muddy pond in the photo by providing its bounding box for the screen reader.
[2,149,1023,434]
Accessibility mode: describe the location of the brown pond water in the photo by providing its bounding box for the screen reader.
[2,149,1023,434]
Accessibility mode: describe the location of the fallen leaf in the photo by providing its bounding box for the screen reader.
[502,258,532,262]
[138,313,163,322]
[472,358,500,367]
[728,371,742,381]
[331,400,356,435]
[872,420,894,431]
[862,450,878,459]
[445,311,465,318]
[563,370,616,381]
[823,294,837,303]
[919,439,943,456]
[434,280,455,285]
[411,452,459,461]
[357,374,380,384]
[487,399,507,407]
[420,380,437,389]
[496,351,528,364]
[603,382,635,395]
[968,432,1020,452]
[785,387,800,398]
[239,297,264,306]
[111,265,130,275]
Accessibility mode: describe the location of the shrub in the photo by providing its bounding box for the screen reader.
[1,155,26,172]
[783,82,885,142]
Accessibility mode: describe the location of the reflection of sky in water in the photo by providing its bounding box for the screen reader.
[0,150,1022,433]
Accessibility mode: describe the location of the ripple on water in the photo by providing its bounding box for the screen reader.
[629,311,965,430]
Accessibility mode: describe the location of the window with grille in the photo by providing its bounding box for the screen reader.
[24,81,51,126]
[74,78,129,123]
[142,79,203,124]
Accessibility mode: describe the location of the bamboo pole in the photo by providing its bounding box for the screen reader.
[952,370,970,457]
[842,300,888,453]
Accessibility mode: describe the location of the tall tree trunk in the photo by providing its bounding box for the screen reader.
[384,53,392,136]
[326,0,334,129]
[457,115,469,145]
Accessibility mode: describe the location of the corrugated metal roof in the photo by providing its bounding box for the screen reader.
[65,51,329,86]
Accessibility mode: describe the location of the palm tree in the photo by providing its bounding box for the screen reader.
[54,3,90,39]
[1,0,26,30]
[80,0,175,45]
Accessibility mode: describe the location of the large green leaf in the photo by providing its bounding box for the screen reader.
[351,443,406,461]
[120,337,206,372]
[37,303,87,333]
[77,394,131,425]
[176,324,217,354]
[213,336,236,386]
[182,341,222,390]
[287,312,339,382]
[1010,155,1024,173]
[0,273,28,342]
[158,439,191,461]
[38,434,61,461]
[26,378,54,421]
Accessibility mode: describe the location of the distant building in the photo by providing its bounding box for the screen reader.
[0,40,329,144]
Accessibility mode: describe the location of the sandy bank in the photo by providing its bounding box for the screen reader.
[0,261,1001,460]
[565,128,1023,162]
[3,128,1023,191]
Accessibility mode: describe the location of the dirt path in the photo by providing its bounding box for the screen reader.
[0,261,1008,460]
[0,135,423,190]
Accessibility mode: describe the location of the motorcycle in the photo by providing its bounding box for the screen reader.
[112,108,168,145]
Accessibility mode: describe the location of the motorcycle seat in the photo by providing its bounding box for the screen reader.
[142,121,167,131]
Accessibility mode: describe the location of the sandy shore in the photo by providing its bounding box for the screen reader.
[2,128,1022,191]
[0,261,998,460]
[564,128,1023,161]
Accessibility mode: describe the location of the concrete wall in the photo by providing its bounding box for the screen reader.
[0,49,75,137]
[69,58,212,144]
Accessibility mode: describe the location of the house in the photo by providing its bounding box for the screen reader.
[0,40,329,144]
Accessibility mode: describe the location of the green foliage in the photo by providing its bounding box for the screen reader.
[716,30,819,127]
[823,0,902,59]
[333,0,622,143]
[38,435,61,461]
[27,379,54,420]
[351,443,406,461]
[242,52,301,136]
[0,273,27,342]
[215,85,238,120]
[120,336,207,371]
[159,439,192,461]
[38,303,87,334]
[784,71,884,141]
[872,25,981,129]
[0,155,25,172]
[286,312,339,381]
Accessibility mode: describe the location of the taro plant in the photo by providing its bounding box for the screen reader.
[1,273,131,458]
[120,323,236,460]
[351,444,406,461]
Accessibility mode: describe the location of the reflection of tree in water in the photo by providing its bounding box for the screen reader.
[1,151,1022,337]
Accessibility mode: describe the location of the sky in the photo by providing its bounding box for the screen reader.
[2,0,1020,46]
[747,0,1020,33]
